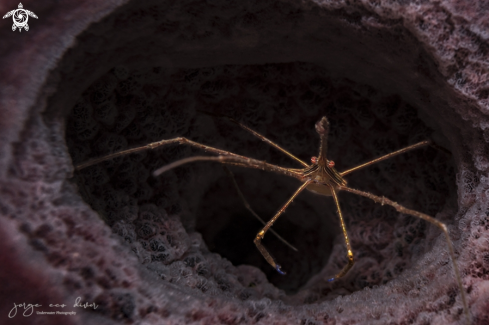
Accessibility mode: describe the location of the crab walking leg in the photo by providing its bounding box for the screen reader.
[198,110,310,168]
[225,117,310,168]
[152,156,303,180]
[327,187,355,282]
[340,141,431,176]
[339,185,470,324]
[254,180,312,275]
[76,137,287,171]
[222,166,298,252]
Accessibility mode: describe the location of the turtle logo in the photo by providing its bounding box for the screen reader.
[3,3,38,32]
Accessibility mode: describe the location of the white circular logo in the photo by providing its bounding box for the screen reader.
[2,3,38,32]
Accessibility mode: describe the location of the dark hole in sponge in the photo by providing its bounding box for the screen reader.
[67,62,457,297]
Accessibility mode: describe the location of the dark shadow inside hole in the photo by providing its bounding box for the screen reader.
[65,61,458,300]
[195,171,337,294]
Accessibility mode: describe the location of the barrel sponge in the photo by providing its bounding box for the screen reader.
[1,0,489,324]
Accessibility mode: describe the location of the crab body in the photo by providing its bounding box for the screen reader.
[304,163,347,196]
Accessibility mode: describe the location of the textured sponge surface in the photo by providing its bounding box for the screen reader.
[67,61,460,309]
[2,0,489,324]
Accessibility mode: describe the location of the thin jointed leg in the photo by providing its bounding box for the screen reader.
[76,138,303,180]
[227,117,309,168]
[222,166,298,251]
[254,180,312,275]
[339,185,470,324]
[328,187,355,282]
[198,110,309,168]
[152,155,302,180]
[75,137,251,171]
[340,141,431,176]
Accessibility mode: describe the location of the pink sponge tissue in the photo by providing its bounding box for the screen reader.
[1,0,489,324]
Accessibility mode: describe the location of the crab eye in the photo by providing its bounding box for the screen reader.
[311,156,318,164]
[328,161,335,167]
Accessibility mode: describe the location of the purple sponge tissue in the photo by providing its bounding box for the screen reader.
[1,0,489,324]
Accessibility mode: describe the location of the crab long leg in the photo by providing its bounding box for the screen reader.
[340,141,431,176]
[339,185,470,324]
[152,155,303,180]
[198,110,310,168]
[254,180,312,274]
[327,187,355,282]
[75,136,304,176]
[222,166,298,252]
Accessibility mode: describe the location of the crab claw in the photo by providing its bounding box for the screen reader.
[275,264,286,275]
